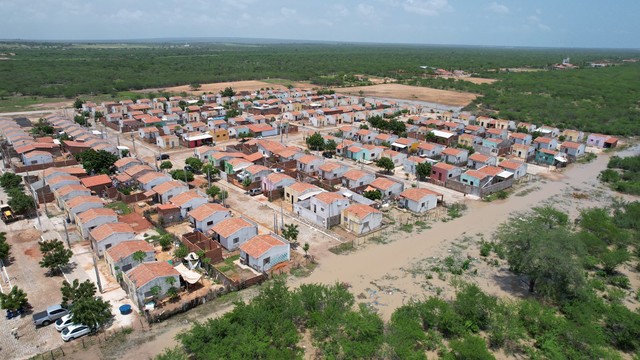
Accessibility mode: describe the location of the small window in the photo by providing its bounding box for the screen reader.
[263,257,271,265]
[206,220,214,226]
[233,237,239,244]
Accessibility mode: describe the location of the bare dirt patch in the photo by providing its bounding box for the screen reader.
[28,101,73,109]
[439,76,497,85]
[333,83,478,107]
[155,80,308,95]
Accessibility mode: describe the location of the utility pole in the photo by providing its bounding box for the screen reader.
[62,219,71,248]
[92,254,103,294]
[130,133,137,157]
[26,170,42,230]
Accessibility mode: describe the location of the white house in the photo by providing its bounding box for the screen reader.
[65,196,103,223]
[156,135,179,149]
[398,188,439,213]
[368,177,404,199]
[137,172,171,191]
[262,172,296,193]
[55,184,91,209]
[188,203,231,234]
[22,151,53,165]
[341,204,383,235]
[296,155,324,175]
[75,208,118,239]
[239,234,290,272]
[123,262,180,307]
[318,162,349,180]
[498,159,528,180]
[169,190,209,217]
[90,222,136,256]
[105,240,155,277]
[342,169,376,189]
[560,141,586,158]
[152,180,189,204]
[210,217,258,251]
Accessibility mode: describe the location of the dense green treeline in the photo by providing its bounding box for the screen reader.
[159,202,640,360]
[1,43,637,98]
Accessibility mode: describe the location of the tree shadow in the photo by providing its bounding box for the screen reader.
[490,270,531,300]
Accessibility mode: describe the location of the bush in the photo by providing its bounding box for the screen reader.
[480,242,492,257]
[608,275,630,289]
[445,334,495,360]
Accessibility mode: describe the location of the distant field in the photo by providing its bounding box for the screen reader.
[155,80,311,95]
[335,84,478,107]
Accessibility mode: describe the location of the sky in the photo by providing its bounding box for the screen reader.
[0,0,638,48]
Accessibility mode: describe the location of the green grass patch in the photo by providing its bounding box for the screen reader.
[577,152,597,164]
[329,242,355,255]
[106,201,132,215]
[399,223,414,233]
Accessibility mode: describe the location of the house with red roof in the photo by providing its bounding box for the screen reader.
[498,159,528,180]
[152,180,189,204]
[441,147,469,166]
[114,157,142,172]
[54,184,91,208]
[65,196,103,222]
[169,190,209,217]
[509,132,533,146]
[368,177,404,199]
[533,136,558,151]
[80,174,113,194]
[467,153,497,170]
[123,262,180,308]
[296,155,324,175]
[188,203,231,235]
[90,222,136,256]
[211,217,258,250]
[284,182,324,204]
[318,162,349,180]
[560,141,586,159]
[398,188,441,213]
[137,172,171,192]
[587,133,618,149]
[261,172,296,194]
[76,208,118,239]
[294,191,350,228]
[430,162,462,183]
[341,204,383,235]
[240,234,290,272]
[105,240,155,277]
[341,169,376,189]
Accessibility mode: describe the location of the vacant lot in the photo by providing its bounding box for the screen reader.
[442,76,498,84]
[334,83,478,107]
[153,80,308,95]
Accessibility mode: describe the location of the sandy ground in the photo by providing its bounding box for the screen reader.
[148,80,310,95]
[334,83,478,107]
[438,76,498,84]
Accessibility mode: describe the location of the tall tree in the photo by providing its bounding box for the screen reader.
[7,190,35,215]
[306,132,325,151]
[70,296,112,331]
[220,87,235,97]
[415,162,432,181]
[39,240,73,275]
[495,207,585,300]
[0,232,10,260]
[0,286,29,310]
[185,157,203,172]
[160,161,173,170]
[376,157,395,173]
[60,279,97,307]
[0,172,23,189]
[77,149,118,175]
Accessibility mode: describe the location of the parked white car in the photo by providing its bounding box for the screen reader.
[55,314,74,332]
[61,324,91,342]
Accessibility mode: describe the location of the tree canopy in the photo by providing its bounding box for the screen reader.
[61,279,97,307]
[39,240,73,275]
[306,132,325,151]
[376,157,395,173]
[77,149,118,175]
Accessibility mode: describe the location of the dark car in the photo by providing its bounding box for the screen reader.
[156,154,170,161]
[322,151,333,159]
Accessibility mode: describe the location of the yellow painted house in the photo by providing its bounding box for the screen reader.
[341,204,383,235]
[209,128,229,142]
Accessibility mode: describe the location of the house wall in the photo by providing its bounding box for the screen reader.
[194,212,230,234]
[243,243,290,272]
[141,176,171,191]
[78,215,117,239]
[126,274,180,308]
[343,212,383,235]
[68,203,103,223]
[96,232,135,256]
[158,186,189,204]
[404,195,437,213]
[23,154,53,165]
[107,251,155,277]
[57,190,91,209]
[178,198,209,217]
[220,226,258,251]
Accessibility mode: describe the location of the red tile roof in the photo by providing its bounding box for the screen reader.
[240,234,287,258]
[56,184,90,197]
[106,240,154,262]
[468,153,491,162]
[91,222,135,242]
[81,174,112,188]
[169,190,206,207]
[313,192,346,204]
[76,208,117,223]
[126,262,179,288]
[343,204,380,220]
[499,159,524,171]
[66,195,102,209]
[211,217,254,238]
[399,188,441,202]
[188,203,228,222]
[477,166,504,177]
[343,169,370,181]
[152,180,187,195]
[433,162,458,171]
[370,177,400,191]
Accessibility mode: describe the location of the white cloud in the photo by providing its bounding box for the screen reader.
[357,3,375,16]
[280,7,297,17]
[331,4,350,17]
[488,2,509,14]
[528,14,551,32]
[402,0,452,16]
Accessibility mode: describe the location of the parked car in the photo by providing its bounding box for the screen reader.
[61,324,91,342]
[156,153,170,160]
[55,314,74,332]
[0,205,17,224]
[247,188,262,196]
[322,151,333,159]
[272,168,285,173]
[33,304,69,327]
